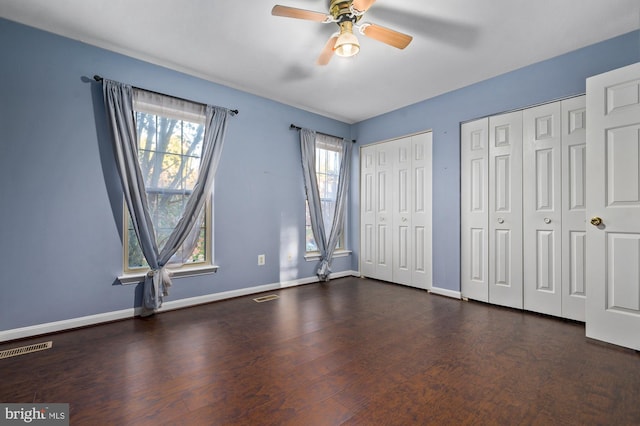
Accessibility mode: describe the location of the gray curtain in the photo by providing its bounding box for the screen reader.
[300,128,352,281]
[103,79,229,314]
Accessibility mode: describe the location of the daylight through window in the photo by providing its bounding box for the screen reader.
[124,90,211,271]
[305,135,345,253]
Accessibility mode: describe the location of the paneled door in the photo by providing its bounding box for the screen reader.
[586,62,640,350]
[409,132,432,289]
[360,146,377,278]
[489,111,523,309]
[523,102,562,316]
[392,137,413,285]
[360,143,393,282]
[561,96,587,321]
[361,133,432,289]
[461,118,489,302]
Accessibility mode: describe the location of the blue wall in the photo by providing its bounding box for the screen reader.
[1,16,638,332]
[351,30,640,292]
[0,18,353,331]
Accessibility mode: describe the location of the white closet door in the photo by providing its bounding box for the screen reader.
[360,144,393,281]
[374,143,394,282]
[391,133,433,289]
[361,132,432,287]
[360,145,377,278]
[392,137,413,285]
[523,102,562,316]
[586,62,640,350]
[410,132,432,289]
[561,96,587,321]
[489,111,523,309]
[461,118,489,302]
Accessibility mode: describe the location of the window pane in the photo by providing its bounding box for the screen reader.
[126,105,208,271]
[306,141,345,253]
[127,227,148,269]
[190,227,207,263]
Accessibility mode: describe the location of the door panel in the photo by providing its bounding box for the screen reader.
[360,147,377,278]
[523,102,562,316]
[489,111,523,308]
[562,96,587,321]
[461,119,489,301]
[410,132,432,289]
[586,62,640,350]
[392,138,412,285]
[494,229,512,286]
[376,144,394,282]
[606,126,640,204]
[606,234,640,311]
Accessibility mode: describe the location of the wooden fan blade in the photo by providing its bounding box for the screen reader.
[317,36,338,65]
[271,5,329,22]
[352,0,376,12]
[361,23,412,49]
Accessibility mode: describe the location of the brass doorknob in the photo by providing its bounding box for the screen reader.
[590,217,603,226]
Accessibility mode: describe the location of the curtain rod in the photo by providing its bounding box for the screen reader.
[290,124,356,143]
[93,75,239,116]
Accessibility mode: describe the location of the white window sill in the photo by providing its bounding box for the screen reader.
[118,264,219,285]
[304,250,352,262]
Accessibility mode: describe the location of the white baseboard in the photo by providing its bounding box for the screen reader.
[428,286,462,299]
[0,270,360,343]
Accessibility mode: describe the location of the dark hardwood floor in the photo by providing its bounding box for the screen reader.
[1,277,639,425]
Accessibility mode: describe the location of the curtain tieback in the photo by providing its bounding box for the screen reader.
[318,259,331,282]
[148,267,173,296]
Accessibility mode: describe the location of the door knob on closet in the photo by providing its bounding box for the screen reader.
[544,218,552,224]
[497,218,505,224]
[402,217,408,222]
[590,216,603,226]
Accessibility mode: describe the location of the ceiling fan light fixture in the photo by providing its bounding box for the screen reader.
[334,21,360,57]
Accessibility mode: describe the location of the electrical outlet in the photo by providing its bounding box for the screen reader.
[258,254,265,266]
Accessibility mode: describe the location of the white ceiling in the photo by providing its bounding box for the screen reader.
[1,0,639,123]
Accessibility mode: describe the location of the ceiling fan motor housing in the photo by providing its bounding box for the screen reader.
[330,0,361,23]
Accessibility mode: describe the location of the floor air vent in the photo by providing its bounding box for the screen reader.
[0,341,53,360]
[253,294,279,303]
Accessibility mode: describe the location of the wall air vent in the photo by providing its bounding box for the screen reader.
[253,294,280,303]
[0,341,53,360]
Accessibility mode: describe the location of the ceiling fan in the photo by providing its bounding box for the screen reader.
[271,0,413,65]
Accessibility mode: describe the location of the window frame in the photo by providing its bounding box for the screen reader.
[304,135,350,259]
[118,90,217,283]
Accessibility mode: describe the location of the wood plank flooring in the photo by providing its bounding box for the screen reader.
[1,277,639,425]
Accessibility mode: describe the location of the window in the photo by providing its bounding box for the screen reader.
[305,135,346,253]
[124,90,211,272]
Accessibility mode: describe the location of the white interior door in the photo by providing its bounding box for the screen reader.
[392,137,413,285]
[410,132,432,289]
[461,118,489,302]
[523,102,562,316]
[586,62,640,350]
[561,96,587,322]
[361,133,432,287]
[360,145,377,278]
[373,143,394,282]
[489,111,523,309]
[360,144,393,282]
